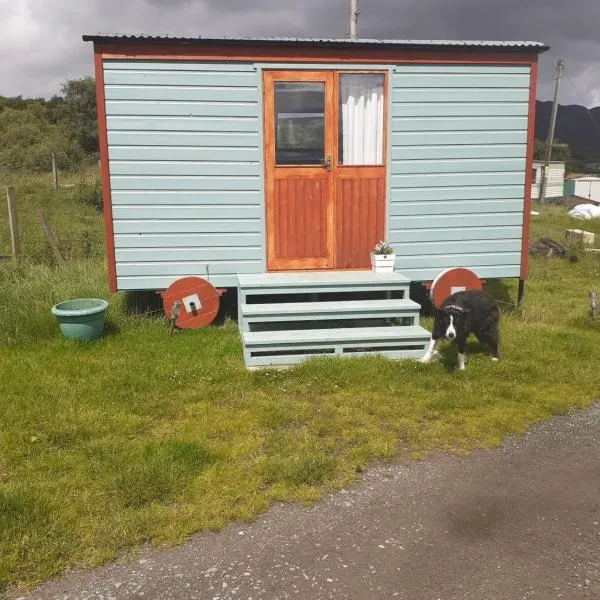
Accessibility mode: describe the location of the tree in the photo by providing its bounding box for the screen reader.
[534,139,572,163]
[56,77,98,155]
[0,107,81,173]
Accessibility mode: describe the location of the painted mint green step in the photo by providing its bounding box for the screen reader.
[237,271,410,297]
[241,299,420,327]
[242,325,431,368]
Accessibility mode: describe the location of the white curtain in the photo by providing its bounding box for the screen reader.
[340,74,384,165]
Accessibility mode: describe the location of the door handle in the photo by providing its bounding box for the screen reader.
[322,155,332,171]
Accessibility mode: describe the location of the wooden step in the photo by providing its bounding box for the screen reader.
[242,325,431,368]
[237,271,410,297]
[241,299,420,328]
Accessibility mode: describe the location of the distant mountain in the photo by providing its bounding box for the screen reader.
[535,101,600,159]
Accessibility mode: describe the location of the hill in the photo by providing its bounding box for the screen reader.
[535,100,600,162]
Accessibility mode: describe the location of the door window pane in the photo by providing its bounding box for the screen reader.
[339,74,384,165]
[275,82,324,165]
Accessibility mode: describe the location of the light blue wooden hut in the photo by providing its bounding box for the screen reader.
[84,35,547,367]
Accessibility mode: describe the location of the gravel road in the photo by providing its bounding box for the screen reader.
[15,403,600,600]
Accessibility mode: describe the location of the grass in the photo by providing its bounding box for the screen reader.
[1,174,600,594]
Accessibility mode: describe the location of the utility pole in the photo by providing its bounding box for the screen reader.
[349,0,359,39]
[539,57,565,204]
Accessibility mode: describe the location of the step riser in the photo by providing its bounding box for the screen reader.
[245,348,427,368]
[245,338,429,352]
[243,311,419,331]
[239,284,408,301]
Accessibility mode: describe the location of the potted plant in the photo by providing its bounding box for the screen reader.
[371,240,396,272]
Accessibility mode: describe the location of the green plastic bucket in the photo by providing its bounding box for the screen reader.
[51,298,108,341]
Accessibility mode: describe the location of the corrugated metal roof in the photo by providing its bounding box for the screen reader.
[81,34,548,52]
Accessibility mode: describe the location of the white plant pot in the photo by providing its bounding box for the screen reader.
[370,253,396,272]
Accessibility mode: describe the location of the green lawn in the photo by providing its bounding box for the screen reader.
[1,174,600,592]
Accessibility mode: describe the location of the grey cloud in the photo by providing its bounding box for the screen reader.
[0,0,598,107]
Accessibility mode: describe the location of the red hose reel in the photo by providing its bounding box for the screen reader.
[160,276,223,329]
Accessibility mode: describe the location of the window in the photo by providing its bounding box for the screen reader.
[338,74,384,166]
[274,82,324,165]
[532,168,538,183]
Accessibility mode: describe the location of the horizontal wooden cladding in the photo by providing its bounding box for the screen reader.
[116,260,262,276]
[392,131,527,146]
[390,212,523,230]
[393,65,532,74]
[389,225,523,243]
[392,102,529,118]
[112,205,261,219]
[393,239,521,256]
[335,174,385,269]
[116,247,263,261]
[387,63,528,283]
[391,158,525,175]
[113,219,260,234]
[104,59,265,289]
[107,131,260,147]
[105,100,258,118]
[399,264,521,282]
[392,89,529,103]
[114,232,262,248]
[104,61,257,71]
[395,251,521,270]
[391,116,527,132]
[390,199,523,216]
[105,86,259,102]
[104,71,258,87]
[109,161,260,177]
[391,172,524,188]
[115,274,247,289]
[393,73,530,89]
[110,175,260,191]
[97,42,539,64]
[111,191,262,205]
[390,185,525,202]
[106,116,258,133]
[272,178,329,262]
[392,145,526,160]
[108,147,260,162]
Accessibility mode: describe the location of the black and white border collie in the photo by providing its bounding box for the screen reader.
[419,290,500,370]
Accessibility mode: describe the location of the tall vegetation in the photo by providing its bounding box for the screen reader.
[0,77,98,174]
[533,139,573,172]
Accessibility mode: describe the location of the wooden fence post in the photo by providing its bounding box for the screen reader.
[52,153,59,190]
[36,210,65,266]
[6,186,20,260]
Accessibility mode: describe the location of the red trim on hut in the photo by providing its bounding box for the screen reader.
[94,51,117,293]
[96,42,539,65]
[520,58,538,281]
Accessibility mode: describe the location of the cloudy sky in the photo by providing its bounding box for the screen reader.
[1,0,599,106]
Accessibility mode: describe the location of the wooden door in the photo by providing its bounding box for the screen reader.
[334,72,387,269]
[264,71,335,270]
[264,70,386,271]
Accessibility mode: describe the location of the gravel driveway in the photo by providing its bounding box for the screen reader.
[15,403,600,600]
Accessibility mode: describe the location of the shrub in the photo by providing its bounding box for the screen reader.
[0,108,82,174]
